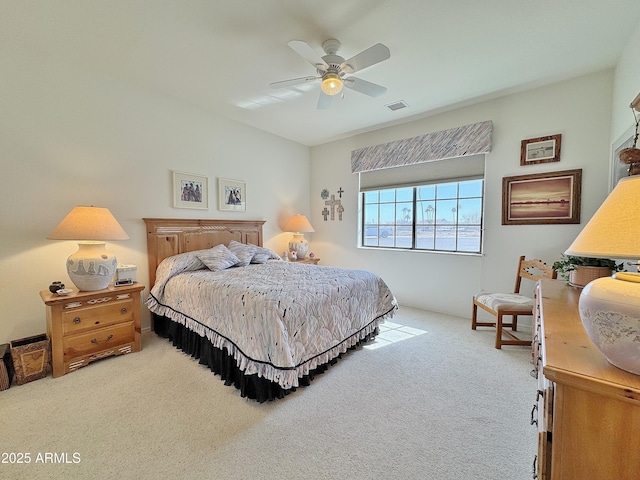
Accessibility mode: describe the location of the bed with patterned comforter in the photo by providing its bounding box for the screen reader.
[146,242,397,400]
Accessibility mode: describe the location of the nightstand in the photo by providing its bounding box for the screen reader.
[294,258,320,265]
[40,283,145,377]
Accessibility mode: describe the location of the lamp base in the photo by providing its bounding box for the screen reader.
[579,273,640,375]
[66,242,117,291]
[289,233,309,260]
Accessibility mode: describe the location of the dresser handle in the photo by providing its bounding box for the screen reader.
[73,317,81,324]
[532,455,538,479]
[120,308,127,314]
[91,334,113,345]
[530,404,538,426]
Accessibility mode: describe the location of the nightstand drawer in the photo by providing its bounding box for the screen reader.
[63,322,135,360]
[61,299,134,335]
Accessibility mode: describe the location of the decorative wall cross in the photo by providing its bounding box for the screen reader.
[324,194,341,221]
[321,188,345,221]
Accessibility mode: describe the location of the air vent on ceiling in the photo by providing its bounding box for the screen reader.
[385,100,408,111]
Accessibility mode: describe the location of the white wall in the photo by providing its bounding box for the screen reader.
[0,41,310,343]
[310,70,614,319]
[612,22,640,145]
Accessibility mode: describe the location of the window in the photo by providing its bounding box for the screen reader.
[361,179,484,253]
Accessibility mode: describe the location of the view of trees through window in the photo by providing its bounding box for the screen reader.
[362,179,483,253]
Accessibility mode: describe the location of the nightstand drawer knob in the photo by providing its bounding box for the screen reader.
[120,308,127,314]
[91,334,113,345]
[73,317,81,324]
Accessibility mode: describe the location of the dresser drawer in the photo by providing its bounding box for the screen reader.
[61,298,134,335]
[63,322,135,360]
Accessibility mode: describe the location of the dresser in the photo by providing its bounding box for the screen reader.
[40,283,144,377]
[532,279,640,479]
[292,257,320,265]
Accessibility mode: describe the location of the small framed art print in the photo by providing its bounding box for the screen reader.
[173,171,208,209]
[520,134,562,166]
[218,178,246,211]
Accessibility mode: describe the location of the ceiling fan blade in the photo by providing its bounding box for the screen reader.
[317,91,334,110]
[270,76,319,89]
[343,76,387,98]
[287,40,328,72]
[341,43,390,74]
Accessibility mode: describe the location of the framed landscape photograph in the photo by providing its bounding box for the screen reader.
[520,134,562,165]
[173,171,208,209]
[502,169,581,225]
[218,178,246,211]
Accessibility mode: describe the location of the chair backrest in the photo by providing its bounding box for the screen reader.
[513,256,557,293]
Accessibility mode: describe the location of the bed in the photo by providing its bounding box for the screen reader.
[143,218,397,402]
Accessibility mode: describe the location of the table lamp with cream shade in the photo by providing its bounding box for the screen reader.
[284,214,315,260]
[47,206,129,291]
[565,174,640,374]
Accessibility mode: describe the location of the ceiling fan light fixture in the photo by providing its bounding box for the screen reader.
[321,73,343,96]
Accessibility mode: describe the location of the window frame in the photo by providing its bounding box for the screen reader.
[360,179,484,254]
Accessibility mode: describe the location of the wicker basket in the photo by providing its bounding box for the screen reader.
[569,266,613,288]
[618,147,640,165]
[0,344,12,391]
[10,334,50,385]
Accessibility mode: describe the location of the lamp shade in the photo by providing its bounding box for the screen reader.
[565,175,640,260]
[284,214,315,233]
[48,206,129,241]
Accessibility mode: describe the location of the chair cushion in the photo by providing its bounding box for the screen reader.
[474,293,533,313]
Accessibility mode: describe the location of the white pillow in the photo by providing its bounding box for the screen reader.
[227,240,258,267]
[250,245,282,264]
[196,244,240,271]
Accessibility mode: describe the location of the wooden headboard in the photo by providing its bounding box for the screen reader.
[143,218,265,287]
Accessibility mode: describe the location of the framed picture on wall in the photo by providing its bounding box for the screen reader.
[502,169,582,225]
[218,178,246,211]
[520,134,562,166]
[173,171,208,209]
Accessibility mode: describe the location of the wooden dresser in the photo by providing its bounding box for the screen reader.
[532,279,640,479]
[292,257,320,265]
[40,283,144,377]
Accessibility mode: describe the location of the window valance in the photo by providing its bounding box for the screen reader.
[359,154,485,191]
[351,120,493,174]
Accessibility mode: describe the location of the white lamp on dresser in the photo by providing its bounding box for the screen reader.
[48,206,129,291]
[284,214,315,260]
[565,173,640,375]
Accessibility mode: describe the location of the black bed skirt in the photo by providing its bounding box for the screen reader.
[152,314,377,403]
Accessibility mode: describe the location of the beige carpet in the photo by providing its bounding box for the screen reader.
[1,306,536,480]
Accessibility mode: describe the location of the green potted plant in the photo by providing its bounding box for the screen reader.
[553,254,623,288]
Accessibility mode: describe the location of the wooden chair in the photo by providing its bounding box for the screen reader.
[472,256,556,349]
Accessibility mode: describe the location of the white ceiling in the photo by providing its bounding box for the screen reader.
[3,0,640,146]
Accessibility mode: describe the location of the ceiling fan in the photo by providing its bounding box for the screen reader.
[270,38,390,109]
